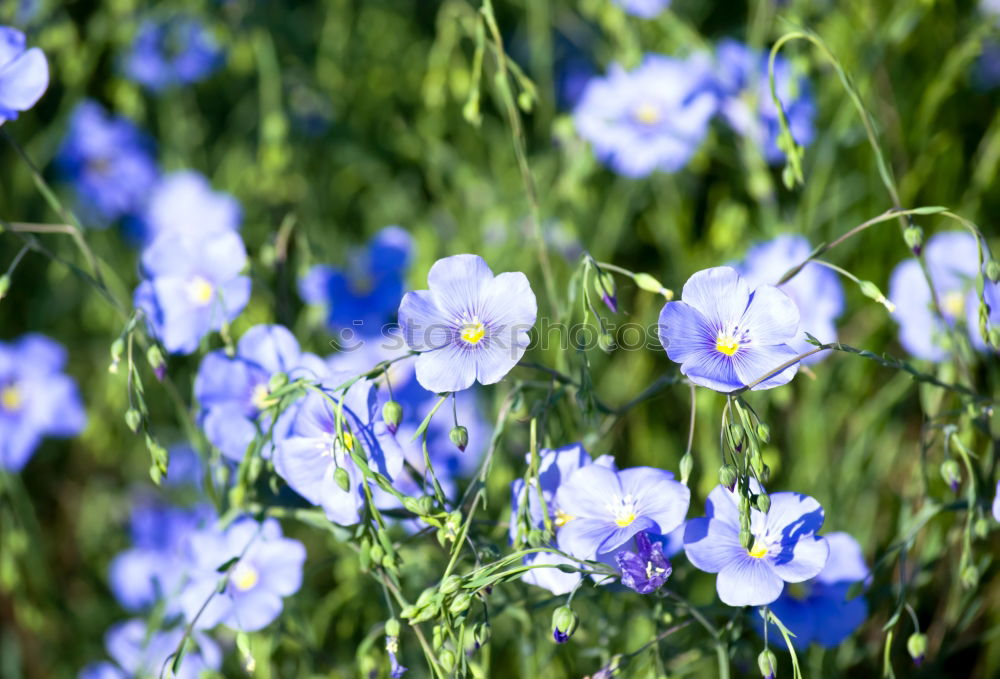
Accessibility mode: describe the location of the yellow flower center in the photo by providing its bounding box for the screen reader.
[250,384,271,410]
[748,538,769,559]
[633,102,661,125]
[460,319,486,345]
[232,562,259,591]
[555,509,576,527]
[715,333,741,356]
[606,494,638,528]
[1,385,22,411]
[186,275,215,306]
[943,290,965,318]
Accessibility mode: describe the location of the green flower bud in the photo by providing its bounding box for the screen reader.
[0,274,9,300]
[448,592,472,616]
[474,622,491,649]
[755,493,771,513]
[859,280,895,313]
[368,541,384,565]
[403,496,425,515]
[267,371,288,392]
[594,271,617,313]
[974,517,989,539]
[438,649,456,672]
[124,408,142,434]
[551,605,578,643]
[990,327,1000,349]
[416,588,437,609]
[109,337,125,373]
[940,459,961,492]
[679,453,693,485]
[719,464,738,490]
[385,618,401,638]
[961,564,979,588]
[903,225,923,255]
[597,332,615,353]
[757,648,777,678]
[633,272,664,294]
[986,259,1000,283]
[334,466,351,492]
[382,400,403,434]
[439,575,462,596]
[146,345,166,375]
[399,605,418,620]
[907,632,927,666]
[760,464,771,483]
[449,425,469,452]
[756,422,771,443]
[739,526,753,551]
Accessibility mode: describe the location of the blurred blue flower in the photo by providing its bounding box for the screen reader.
[617,531,672,594]
[299,226,413,333]
[555,462,689,560]
[614,0,670,18]
[757,531,869,648]
[273,372,404,525]
[684,485,829,607]
[993,480,1000,522]
[739,235,844,365]
[108,500,213,613]
[134,230,250,354]
[889,231,1000,361]
[180,517,306,632]
[194,324,324,462]
[714,40,815,165]
[573,54,717,177]
[124,16,223,92]
[399,254,536,393]
[55,100,159,224]
[79,618,220,679]
[0,26,48,125]
[139,170,241,243]
[658,266,801,392]
[0,334,85,472]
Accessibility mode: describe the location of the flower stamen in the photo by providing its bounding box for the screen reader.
[460,318,486,345]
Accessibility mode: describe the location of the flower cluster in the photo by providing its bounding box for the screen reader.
[124,15,222,92]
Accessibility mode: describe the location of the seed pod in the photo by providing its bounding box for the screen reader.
[757,649,777,679]
[551,606,578,644]
[449,425,469,452]
[448,592,472,617]
[439,575,462,596]
[907,633,927,666]
[334,466,351,492]
[382,400,403,434]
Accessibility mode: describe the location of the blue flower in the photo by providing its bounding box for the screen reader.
[889,231,1000,362]
[124,17,223,92]
[179,517,306,632]
[0,334,85,472]
[659,266,802,392]
[614,0,671,18]
[684,485,829,607]
[194,324,324,461]
[134,229,251,354]
[713,40,815,165]
[555,462,690,560]
[80,618,220,679]
[398,254,537,393]
[55,100,159,224]
[299,226,413,333]
[0,26,48,125]
[273,372,404,525]
[139,170,241,243]
[573,54,717,177]
[738,235,844,365]
[993,480,1000,522]
[616,531,673,594]
[756,531,869,648]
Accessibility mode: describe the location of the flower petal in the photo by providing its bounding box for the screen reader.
[0,47,48,111]
[556,517,613,560]
[618,467,690,535]
[770,535,829,583]
[412,342,478,393]
[680,266,750,327]
[683,517,744,574]
[732,343,800,390]
[399,289,454,351]
[426,254,495,320]
[657,300,715,364]
[817,532,868,585]
[717,554,784,606]
[236,324,301,374]
[679,346,743,392]
[739,285,799,345]
[554,463,623,521]
[763,491,825,544]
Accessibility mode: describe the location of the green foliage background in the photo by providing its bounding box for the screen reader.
[0,0,998,677]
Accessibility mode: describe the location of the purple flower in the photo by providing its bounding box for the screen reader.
[889,231,1000,362]
[0,26,48,126]
[134,230,250,354]
[658,266,801,392]
[555,463,690,560]
[573,54,717,177]
[0,334,85,472]
[180,517,306,632]
[81,618,220,679]
[738,235,844,365]
[300,226,413,333]
[398,254,536,393]
[55,100,159,224]
[124,17,223,92]
[139,170,241,243]
[617,531,673,594]
[614,0,670,18]
[714,40,815,165]
[387,636,407,678]
[684,485,829,607]
[757,531,869,648]
[273,373,404,525]
[194,324,323,461]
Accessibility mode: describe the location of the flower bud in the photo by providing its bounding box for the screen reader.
[368,541,385,565]
[416,588,437,609]
[382,400,403,434]
[594,271,617,313]
[633,272,664,294]
[907,632,927,666]
[449,425,469,452]
[146,345,166,381]
[679,453,693,485]
[439,575,462,596]
[974,517,989,539]
[719,464,738,491]
[990,327,1000,350]
[940,459,961,492]
[986,259,1000,283]
[124,408,142,434]
[756,422,770,443]
[760,464,771,483]
[755,493,771,513]
[903,225,923,255]
[597,332,615,354]
[859,280,895,313]
[961,564,979,588]
[757,648,777,679]
[551,605,578,643]
[267,371,288,392]
[0,274,9,300]
[438,648,456,672]
[473,622,491,649]
[333,466,351,492]
[739,526,753,551]
[385,618,401,638]
[448,592,472,616]
[109,337,125,373]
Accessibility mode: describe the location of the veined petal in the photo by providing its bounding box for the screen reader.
[817,532,869,585]
[554,463,623,520]
[618,467,690,535]
[770,535,829,583]
[237,324,301,374]
[704,485,740,527]
[412,342,477,393]
[680,267,751,327]
[679,347,743,392]
[0,47,48,111]
[398,289,454,351]
[740,285,799,345]
[556,517,613,560]
[683,517,744,573]
[479,271,537,330]
[732,343,800,390]
[473,325,530,385]
[657,301,716,364]
[763,492,825,544]
[717,554,783,606]
[426,254,495,319]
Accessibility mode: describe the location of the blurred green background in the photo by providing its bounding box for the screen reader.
[1,0,998,677]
